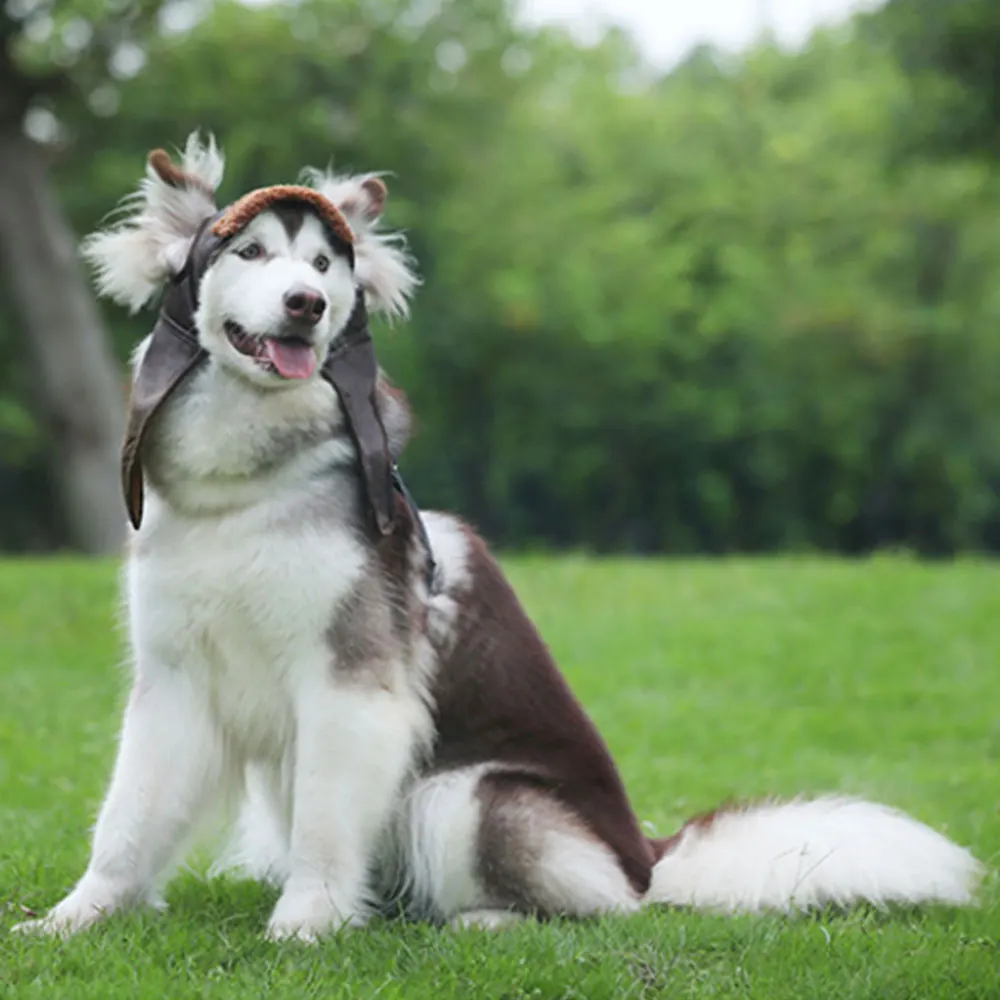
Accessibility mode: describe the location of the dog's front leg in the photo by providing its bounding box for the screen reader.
[266,678,419,943]
[14,666,223,938]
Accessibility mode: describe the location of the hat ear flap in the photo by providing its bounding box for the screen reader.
[122,324,207,529]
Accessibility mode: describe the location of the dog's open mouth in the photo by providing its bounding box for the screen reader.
[224,321,318,380]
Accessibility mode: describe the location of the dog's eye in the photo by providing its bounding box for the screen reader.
[237,242,263,261]
[313,254,330,273]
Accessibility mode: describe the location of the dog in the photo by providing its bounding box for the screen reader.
[13,133,984,942]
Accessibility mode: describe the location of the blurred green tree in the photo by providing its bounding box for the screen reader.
[391,27,1000,553]
[0,0,175,552]
[870,0,1000,157]
[1,0,999,556]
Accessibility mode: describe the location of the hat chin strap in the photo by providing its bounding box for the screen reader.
[319,289,396,536]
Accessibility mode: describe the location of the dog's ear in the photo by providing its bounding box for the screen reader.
[302,169,419,320]
[81,132,224,313]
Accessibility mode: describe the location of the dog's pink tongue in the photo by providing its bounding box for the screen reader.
[263,338,317,379]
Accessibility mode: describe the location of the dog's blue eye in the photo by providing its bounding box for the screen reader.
[237,242,262,261]
[313,254,330,273]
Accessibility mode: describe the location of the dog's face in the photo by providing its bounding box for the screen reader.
[196,209,356,389]
[82,132,419,388]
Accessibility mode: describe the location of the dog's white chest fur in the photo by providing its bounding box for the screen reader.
[129,429,366,765]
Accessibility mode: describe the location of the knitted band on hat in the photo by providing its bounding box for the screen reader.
[211,185,355,246]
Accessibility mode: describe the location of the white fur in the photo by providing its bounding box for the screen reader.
[402,766,493,919]
[421,511,473,649]
[209,762,290,886]
[81,132,223,312]
[449,909,525,930]
[144,364,352,516]
[303,167,420,318]
[534,826,640,917]
[421,511,472,591]
[196,212,356,392]
[647,796,984,914]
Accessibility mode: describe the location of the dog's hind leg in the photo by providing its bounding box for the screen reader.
[447,908,526,930]
[402,767,641,928]
[210,761,290,887]
[13,667,227,937]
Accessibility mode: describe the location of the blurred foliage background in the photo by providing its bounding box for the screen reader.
[1,0,999,556]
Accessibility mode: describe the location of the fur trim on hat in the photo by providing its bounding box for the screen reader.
[211,186,355,246]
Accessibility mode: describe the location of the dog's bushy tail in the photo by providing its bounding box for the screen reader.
[645,796,984,914]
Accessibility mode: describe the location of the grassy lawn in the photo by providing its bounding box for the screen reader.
[1,554,997,997]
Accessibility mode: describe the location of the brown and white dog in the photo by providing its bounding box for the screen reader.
[14,134,983,942]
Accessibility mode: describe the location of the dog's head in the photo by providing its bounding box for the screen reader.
[83,132,418,389]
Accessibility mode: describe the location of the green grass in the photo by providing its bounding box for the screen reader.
[1,554,998,998]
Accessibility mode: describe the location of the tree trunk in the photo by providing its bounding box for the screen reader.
[0,130,126,554]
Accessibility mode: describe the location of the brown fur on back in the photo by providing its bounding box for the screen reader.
[429,528,655,894]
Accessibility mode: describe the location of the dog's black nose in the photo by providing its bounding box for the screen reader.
[283,285,326,325]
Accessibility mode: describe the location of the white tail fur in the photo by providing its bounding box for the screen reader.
[646,796,985,914]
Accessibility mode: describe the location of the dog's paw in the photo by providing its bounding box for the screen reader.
[9,874,150,939]
[10,892,111,939]
[447,908,526,931]
[265,886,365,943]
[11,915,76,939]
